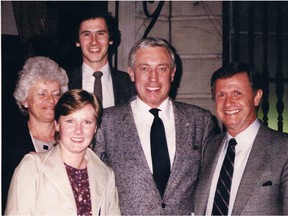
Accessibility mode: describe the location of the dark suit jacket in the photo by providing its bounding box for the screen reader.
[2,116,34,211]
[193,123,288,215]
[94,97,216,215]
[68,65,135,106]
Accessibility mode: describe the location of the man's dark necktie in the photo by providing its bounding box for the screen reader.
[149,108,170,198]
[93,71,103,102]
[212,138,237,215]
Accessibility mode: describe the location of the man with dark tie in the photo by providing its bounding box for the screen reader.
[193,62,288,215]
[94,37,217,215]
[68,11,135,108]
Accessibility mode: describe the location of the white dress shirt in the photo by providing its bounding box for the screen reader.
[205,119,260,215]
[131,97,176,173]
[82,62,115,108]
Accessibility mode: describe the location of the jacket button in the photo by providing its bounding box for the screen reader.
[162,203,166,208]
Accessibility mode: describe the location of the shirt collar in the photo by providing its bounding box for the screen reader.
[227,119,260,150]
[132,97,172,121]
[82,62,111,82]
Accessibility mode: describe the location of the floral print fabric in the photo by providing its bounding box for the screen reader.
[65,163,92,216]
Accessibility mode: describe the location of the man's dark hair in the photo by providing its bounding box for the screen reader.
[73,11,121,48]
[211,62,263,99]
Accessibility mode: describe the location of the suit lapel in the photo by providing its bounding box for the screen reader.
[121,103,154,173]
[111,68,131,106]
[232,125,270,215]
[69,66,82,89]
[196,134,225,213]
[166,103,193,193]
[164,102,202,197]
[86,149,106,215]
[120,103,163,196]
[42,145,76,208]
[111,68,120,104]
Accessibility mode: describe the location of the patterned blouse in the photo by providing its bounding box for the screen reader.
[65,163,92,216]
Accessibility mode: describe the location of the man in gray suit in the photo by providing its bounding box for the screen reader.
[94,37,216,215]
[194,62,288,215]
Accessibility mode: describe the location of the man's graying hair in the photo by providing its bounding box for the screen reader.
[128,37,176,70]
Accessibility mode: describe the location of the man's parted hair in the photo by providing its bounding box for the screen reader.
[74,11,120,47]
[128,37,176,70]
[210,62,263,100]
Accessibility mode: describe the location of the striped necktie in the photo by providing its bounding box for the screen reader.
[212,138,237,215]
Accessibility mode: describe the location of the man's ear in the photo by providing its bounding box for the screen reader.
[128,67,135,82]
[170,68,176,82]
[254,89,263,106]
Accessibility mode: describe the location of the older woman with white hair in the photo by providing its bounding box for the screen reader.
[2,56,68,210]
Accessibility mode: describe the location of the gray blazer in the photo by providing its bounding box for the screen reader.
[193,123,288,215]
[94,97,216,215]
